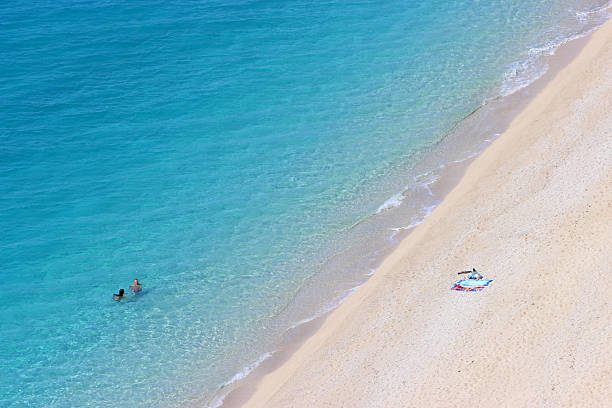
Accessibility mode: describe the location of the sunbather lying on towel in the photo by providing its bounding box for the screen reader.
[468,268,483,280]
[458,268,483,280]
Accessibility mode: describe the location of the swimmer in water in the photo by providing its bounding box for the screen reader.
[129,278,142,294]
[113,288,127,301]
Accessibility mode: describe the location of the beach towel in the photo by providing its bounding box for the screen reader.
[451,279,493,291]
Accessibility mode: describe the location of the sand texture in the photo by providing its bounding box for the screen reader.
[241,17,612,408]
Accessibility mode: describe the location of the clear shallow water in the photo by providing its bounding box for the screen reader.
[0,0,608,406]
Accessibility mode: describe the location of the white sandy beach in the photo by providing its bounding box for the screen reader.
[238,14,612,408]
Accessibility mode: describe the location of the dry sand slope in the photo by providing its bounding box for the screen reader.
[242,17,612,408]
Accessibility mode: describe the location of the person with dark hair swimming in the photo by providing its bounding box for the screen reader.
[113,288,127,301]
[129,278,142,294]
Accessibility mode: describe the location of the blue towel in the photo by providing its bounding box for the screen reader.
[455,279,493,287]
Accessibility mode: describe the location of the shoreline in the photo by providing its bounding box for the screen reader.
[212,9,611,408]
[223,9,612,408]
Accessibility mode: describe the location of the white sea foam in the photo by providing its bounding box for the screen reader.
[207,351,276,408]
[448,149,482,165]
[388,204,438,240]
[286,276,372,331]
[286,309,329,331]
[375,191,405,214]
[500,2,612,97]
[376,168,443,214]
[576,0,612,22]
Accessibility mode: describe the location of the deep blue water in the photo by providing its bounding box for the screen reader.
[1,0,608,406]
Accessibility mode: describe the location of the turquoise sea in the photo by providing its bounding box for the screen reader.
[1,0,609,406]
